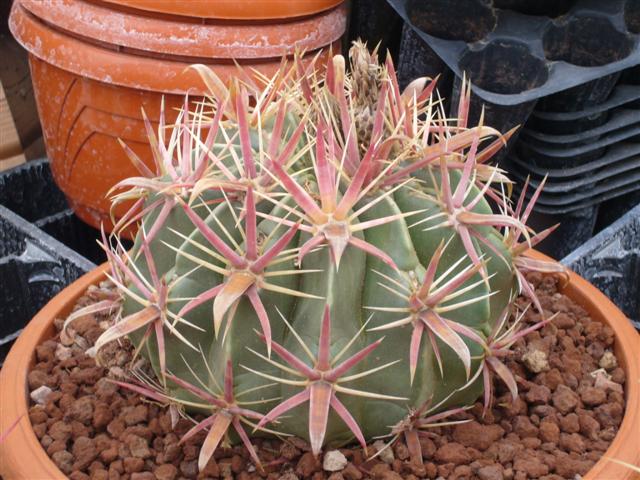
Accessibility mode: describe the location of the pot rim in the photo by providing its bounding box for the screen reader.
[9,2,340,94]
[97,0,344,21]
[19,0,346,59]
[0,251,638,479]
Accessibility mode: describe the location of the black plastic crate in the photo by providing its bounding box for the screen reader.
[0,205,95,362]
[562,203,640,331]
[0,159,67,222]
[0,159,109,265]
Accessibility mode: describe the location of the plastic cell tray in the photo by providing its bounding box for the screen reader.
[596,189,640,229]
[390,0,640,106]
[512,170,640,210]
[396,22,449,90]
[0,159,118,362]
[389,0,640,145]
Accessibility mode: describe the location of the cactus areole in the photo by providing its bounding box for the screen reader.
[94,43,566,469]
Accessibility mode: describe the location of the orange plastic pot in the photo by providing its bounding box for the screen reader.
[0,252,639,479]
[8,0,345,231]
[98,0,344,20]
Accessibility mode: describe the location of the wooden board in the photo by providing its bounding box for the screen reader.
[0,80,26,171]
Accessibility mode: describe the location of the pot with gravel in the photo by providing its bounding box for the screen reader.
[0,44,639,480]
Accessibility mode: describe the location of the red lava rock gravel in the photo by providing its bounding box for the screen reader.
[27,274,626,479]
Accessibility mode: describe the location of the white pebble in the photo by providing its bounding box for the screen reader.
[522,349,549,373]
[323,450,348,472]
[55,344,72,361]
[373,439,395,464]
[599,351,617,370]
[30,386,53,405]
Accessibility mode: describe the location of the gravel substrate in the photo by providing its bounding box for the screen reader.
[27,273,626,480]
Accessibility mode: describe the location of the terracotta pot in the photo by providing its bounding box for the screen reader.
[97,0,344,20]
[0,251,639,479]
[8,0,345,231]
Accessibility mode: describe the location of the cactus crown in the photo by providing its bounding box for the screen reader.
[91,42,566,471]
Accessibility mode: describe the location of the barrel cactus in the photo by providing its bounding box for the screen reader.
[92,42,563,470]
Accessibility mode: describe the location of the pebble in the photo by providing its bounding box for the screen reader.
[598,351,617,370]
[69,397,94,425]
[323,450,348,472]
[525,385,551,405]
[477,465,504,480]
[56,344,73,361]
[434,443,470,465]
[552,385,579,414]
[30,385,53,405]
[539,421,560,444]
[522,349,549,373]
[457,422,505,451]
[580,387,607,406]
[372,440,394,464]
[52,450,74,474]
[28,370,51,390]
[126,435,152,459]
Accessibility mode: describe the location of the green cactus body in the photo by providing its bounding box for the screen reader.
[98,44,562,469]
[118,163,515,438]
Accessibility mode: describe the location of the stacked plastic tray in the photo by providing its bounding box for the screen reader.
[507,73,640,257]
[0,160,101,362]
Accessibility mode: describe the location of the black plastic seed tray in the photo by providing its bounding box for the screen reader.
[517,184,640,215]
[512,175,640,258]
[511,161,639,196]
[513,169,640,209]
[508,142,640,180]
[526,83,640,134]
[562,203,640,330]
[535,72,623,114]
[516,123,640,168]
[392,0,640,106]
[0,159,67,222]
[350,0,404,60]
[448,75,537,154]
[514,180,640,215]
[522,108,640,149]
[507,146,640,193]
[0,205,95,362]
[0,159,110,266]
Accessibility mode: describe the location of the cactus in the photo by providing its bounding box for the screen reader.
[94,42,563,470]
